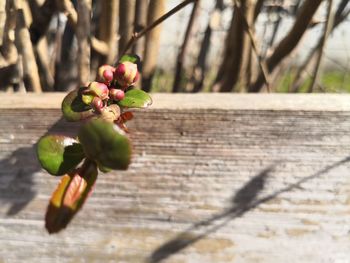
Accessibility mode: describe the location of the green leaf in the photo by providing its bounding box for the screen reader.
[117,89,152,109]
[119,54,142,71]
[61,88,95,122]
[45,161,98,234]
[78,119,131,170]
[37,135,85,176]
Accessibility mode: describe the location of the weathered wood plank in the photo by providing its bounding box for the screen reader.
[2,93,350,111]
[0,94,350,263]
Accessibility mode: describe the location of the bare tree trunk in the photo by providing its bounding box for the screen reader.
[119,0,135,56]
[253,0,265,21]
[188,0,224,93]
[35,38,54,91]
[291,0,349,92]
[28,0,56,45]
[55,0,78,30]
[15,8,42,92]
[307,0,334,93]
[234,0,270,92]
[213,0,246,92]
[53,0,77,91]
[77,0,91,85]
[249,0,322,92]
[0,0,7,46]
[142,0,165,92]
[238,0,254,92]
[0,0,19,91]
[133,0,148,56]
[188,25,211,93]
[96,0,119,64]
[172,0,200,93]
[211,11,234,92]
[1,0,17,64]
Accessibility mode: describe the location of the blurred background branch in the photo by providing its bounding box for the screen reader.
[0,0,349,93]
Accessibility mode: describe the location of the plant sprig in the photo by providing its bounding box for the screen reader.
[37,54,152,234]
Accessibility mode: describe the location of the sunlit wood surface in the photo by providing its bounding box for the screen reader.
[0,93,350,263]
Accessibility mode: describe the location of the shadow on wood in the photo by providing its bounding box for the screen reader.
[148,166,272,262]
[0,115,79,216]
[149,157,350,262]
[0,146,38,215]
[1,94,350,262]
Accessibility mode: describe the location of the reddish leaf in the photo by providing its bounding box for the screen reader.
[115,112,134,132]
[120,111,134,122]
[45,161,97,234]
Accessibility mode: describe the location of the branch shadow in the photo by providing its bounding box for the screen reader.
[0,116,79,216]
[148,156,350,263]
[148,166,273,263]
[0,147,39,215]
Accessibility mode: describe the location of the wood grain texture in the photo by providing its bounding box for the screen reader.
[0,94,350,263]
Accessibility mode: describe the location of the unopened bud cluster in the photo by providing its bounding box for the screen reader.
[82,62,139,113]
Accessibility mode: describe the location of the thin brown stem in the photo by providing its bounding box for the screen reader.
[307,0,334,93]
[290,1,349,93]
[172,0,200,93]
[249,0,323,92]
[233,0,270,92]
[117,0,197,63]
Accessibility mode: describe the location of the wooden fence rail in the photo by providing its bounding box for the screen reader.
[0,94,350,262]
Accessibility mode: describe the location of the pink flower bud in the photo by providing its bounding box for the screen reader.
[97,65,115,84]
[88,81,109,100]
[91,97,104,113]
[109,88,125,101]
[103,70,114,83]
[114,61,138,88]
[115,63,125,76]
